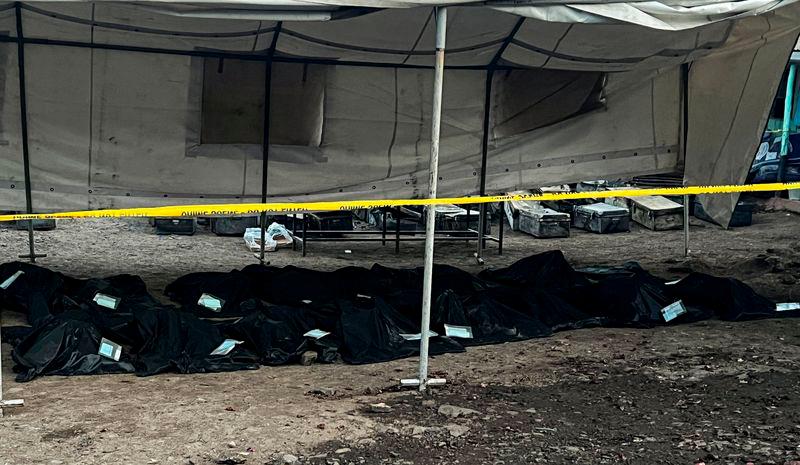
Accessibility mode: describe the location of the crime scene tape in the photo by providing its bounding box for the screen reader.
[1,181,799,222]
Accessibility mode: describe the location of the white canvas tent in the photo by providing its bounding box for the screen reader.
[0,0,799,395]
[0,0,798,227]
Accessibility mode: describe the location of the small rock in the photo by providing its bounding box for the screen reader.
[437,404,480,418]
[445,424,470,437]
[335,448,351,454]
[215,457,246,465]
[367,403,392,414]
[280,453,299,464]
[421,399,436,408]
[357,438,376,447]
[781,275,797,285]
[300,351,318,366]
[308,387,336,397]
[227,441,237,448]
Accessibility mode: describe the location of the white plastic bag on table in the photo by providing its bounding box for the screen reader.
[243,222,293,254]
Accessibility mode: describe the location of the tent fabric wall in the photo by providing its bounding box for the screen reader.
[686,9,800,225]
[0,1,799,225]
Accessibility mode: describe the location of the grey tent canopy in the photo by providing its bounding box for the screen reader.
[0,0,799,225]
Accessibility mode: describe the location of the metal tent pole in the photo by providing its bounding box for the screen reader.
[259,23,282,264]
[14,2,43,263]
[475,70,493,264]
[683,194,690,257]
[417,6,447,392]
[681,63,690,257]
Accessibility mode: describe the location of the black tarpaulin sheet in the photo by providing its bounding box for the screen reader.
[165,270,259,317]
[337,296,464,364]
[224,300,340,365]
[1,250,795,382]
[478,250,589,290]
[0,261,75,324]
[668,273,777,321]
[575,263,691,326]
[434,290,552,346]
[11,311,136,382]
[131,306,260,377]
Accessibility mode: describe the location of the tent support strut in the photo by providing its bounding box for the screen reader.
[14,2,44,264]
[259,22,282,264]
[3,4,28,419]
[417,6,447,392]
[475,70,493,263]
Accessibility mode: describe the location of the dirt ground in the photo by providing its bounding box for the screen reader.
[0,205,799,465]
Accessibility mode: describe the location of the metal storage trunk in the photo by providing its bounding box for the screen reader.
[431,205,489,234]
[15,219,56,231]
[154,218,196,235]
[518,207,570,238]
[573,203,630,234]
[370,207,422,231]
[307,211,354,231]
[629,195,684,231]
[210,216,259,236]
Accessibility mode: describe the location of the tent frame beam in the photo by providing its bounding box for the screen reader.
[0,35,521,72]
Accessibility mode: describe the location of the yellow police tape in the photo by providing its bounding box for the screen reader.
[1,181,799,222]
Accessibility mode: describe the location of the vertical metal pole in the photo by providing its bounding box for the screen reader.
[382,210,387,246]
[259,24,281,264]
[259,58,272,264]
[778,64,797,184]
[681,63,690,256]
[418,6,447,392]
[498,201,504,255]
[15,3,38,264]
[683,194,689,257]
[476,70,493,261]
[301,214,307,257]
[0,314,4,417]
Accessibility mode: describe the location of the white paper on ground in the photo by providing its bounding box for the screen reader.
[776,302,800,312]
[93,292,121,310]
[660,300,687,322]
[399,331,438,341]
[98,337,122,361]
[198,293,224,312]
[0,270,24,290]
[304,329,330,339]
[444,324,474,339]
[210,339,243,356]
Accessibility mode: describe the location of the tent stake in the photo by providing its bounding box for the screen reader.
[416,6,447,393]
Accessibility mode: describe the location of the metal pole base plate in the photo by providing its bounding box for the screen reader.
[400,378,447,391]
[0,399,24,417]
